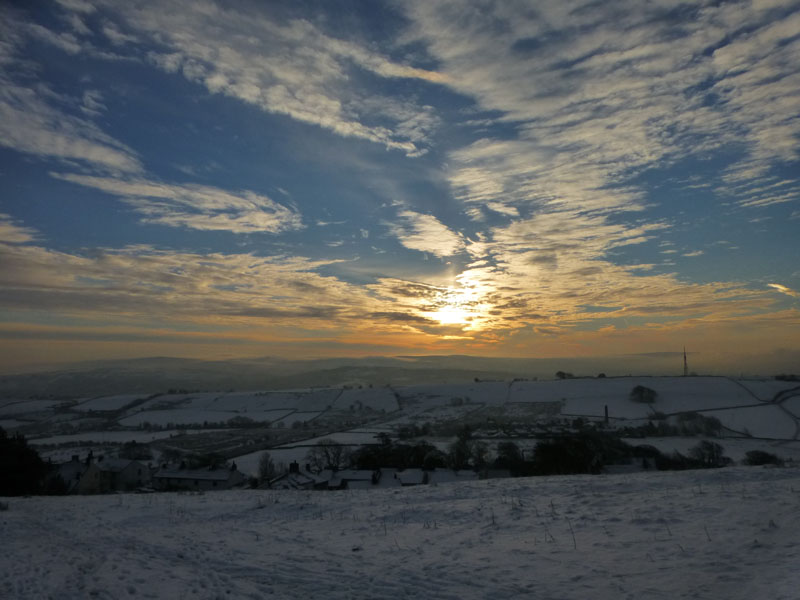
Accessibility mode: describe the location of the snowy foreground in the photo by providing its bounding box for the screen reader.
[4,468,800,600]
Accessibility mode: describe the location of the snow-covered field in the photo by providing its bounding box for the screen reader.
[74,395,148,412]
[3,466,800,599]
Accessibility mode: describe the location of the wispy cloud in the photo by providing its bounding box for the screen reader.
[78,0,447,156]
[768,283,800,298]
[0,243,354,326]
[388,210,465,258]
[0,81,142,173]
[0,8,141,173]
[0,215,38,244]
[53,174,303,234]
[406,1,800,211]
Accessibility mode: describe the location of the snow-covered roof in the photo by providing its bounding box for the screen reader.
[94,458,140,473]
[271,471,319,489]
[395,468,426,485]
[154,467,238,481]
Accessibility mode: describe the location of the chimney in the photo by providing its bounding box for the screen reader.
[683,346,688,377]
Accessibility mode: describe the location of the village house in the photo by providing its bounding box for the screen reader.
[326,468,379,490]
[153,464,246,491]
[50,455,89,494]
[76,457,150,494]
[267,462,333,490]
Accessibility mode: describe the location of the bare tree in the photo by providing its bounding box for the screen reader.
[258,451,277,483]
[305,439,351,472]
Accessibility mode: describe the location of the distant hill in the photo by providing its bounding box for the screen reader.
[0,356,521,398]
[0,352,768,399]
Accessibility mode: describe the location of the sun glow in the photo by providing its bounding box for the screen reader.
[425,274,493,329]
[431,303,471,325]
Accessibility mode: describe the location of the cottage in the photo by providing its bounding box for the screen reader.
[394,468,428,486]
[326,469,378,490]
[268,461,333,490]
[76,457,150,494]
[51,455,89,494]
[153,464,246,491]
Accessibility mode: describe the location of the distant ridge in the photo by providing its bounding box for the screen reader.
[0,353,777,399]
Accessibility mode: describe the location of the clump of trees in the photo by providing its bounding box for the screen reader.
[744,450,783,466]
[304,439,352,472]
[351,437,446,470]
[619,411,723,438]
[490,434,733,477]
[630,385,658,403]
[677,412,722,436]
[446,426,489,470]
[257,451,284,483]
[688,440,727,467]
[0,427,49,496]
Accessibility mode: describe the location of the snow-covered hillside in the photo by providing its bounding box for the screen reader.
[3,466,800,599]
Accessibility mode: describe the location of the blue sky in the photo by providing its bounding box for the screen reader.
[1,0,798,373]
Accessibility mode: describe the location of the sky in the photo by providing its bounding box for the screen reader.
[0,0,799,375]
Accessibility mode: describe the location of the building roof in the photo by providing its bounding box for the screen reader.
[395,468,426,485]
[154,467,239,481]
[94,458,141,473]
[270,471,317,489]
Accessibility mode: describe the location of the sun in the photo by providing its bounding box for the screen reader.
[426,285,476,327]
[431,303,471,326]
[420,272,496,330]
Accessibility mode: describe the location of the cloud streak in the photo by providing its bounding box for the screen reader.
[388,211,465,258]
[88,0,446,156]
[53,174,303,234]
[0,6,141,173]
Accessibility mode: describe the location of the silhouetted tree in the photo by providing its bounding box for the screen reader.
[0,427,48,495]
[495,441,525,472]
[258,451,277,483]
[744,450,782,466]
[305,439,351,472]
[447,425,475,470]
[471,440,490,470]
[688,440,726,467]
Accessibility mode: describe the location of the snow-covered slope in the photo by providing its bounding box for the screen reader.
[3,467,800,599]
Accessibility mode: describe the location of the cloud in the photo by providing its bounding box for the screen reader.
[0,82,142,173]
[53,173,303,234]
[404,1,800,213]
[0,243,359,326]
[388,210,465,258]
[54,0,95,13]
[80,90,106,117]
[768,283,800,298]
[24,22,83,54]
[0,215,38,244]
[101,21,139,46]
[83,1,446,156]
[0,9,141,173]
